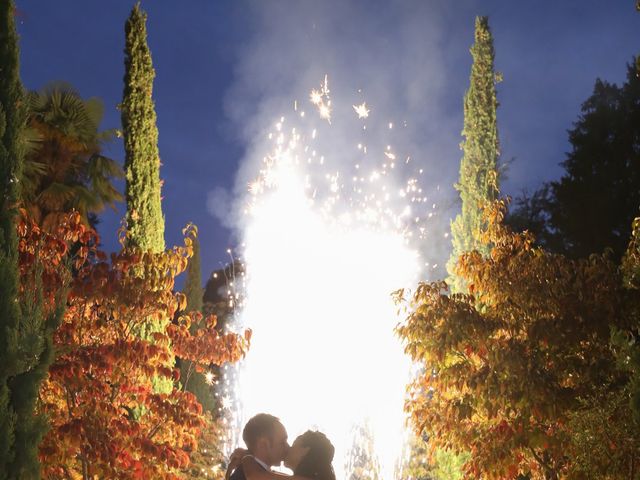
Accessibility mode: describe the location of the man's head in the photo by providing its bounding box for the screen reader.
[242,413,289,467]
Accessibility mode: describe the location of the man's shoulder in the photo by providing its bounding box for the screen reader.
[230,465,247,480]
[231,455,270,480]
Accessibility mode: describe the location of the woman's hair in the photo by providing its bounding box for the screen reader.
[293,431,336,480]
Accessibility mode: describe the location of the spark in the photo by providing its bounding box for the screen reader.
[353,102,370,119]
[310,89,322,105]
[310,75,332,123]
[319,102,332,123]
[205,371,215,385]
[248,180,262,196]
[322,74,330,96]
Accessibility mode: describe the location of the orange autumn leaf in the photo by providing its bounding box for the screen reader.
[20,212,249,479]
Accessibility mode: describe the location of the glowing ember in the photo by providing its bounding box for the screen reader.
[318,102,332,123]
[310,89,323,105]
[353,102,370,119]
[310,75,332,123]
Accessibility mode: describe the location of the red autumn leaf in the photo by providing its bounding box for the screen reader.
[21,212,250,479]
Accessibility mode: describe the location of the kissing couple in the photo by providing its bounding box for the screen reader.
[226,413,336,480]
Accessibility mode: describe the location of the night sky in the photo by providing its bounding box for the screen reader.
[16,1,639,284]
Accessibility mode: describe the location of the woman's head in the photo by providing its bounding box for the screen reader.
[285,430,336,480]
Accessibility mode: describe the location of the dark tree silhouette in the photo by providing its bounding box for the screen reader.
[508,60,640,261]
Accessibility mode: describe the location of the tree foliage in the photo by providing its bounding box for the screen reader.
[564,385,639,479]
[183,234,204,314]
[202,261,247,452]
[178,232,220,418]
[176,261,246,478]
[397,200,639,479]
[619,216,640,424]
[0,1,55,477]
[120,3,174,400]
[22,83,123,231]
[447,15,500,293]
[427,447,468,480]
[122,3,165,254]
[344,421,381,480]
[181,412,227,480]
[397,404,467,480]
[26,215,251,479]
[508,61,640,261]
[398,431,468,480]
[398,432,432,480]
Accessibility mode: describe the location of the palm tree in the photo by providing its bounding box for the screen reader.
[22,82,123,231]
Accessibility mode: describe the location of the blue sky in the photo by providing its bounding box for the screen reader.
[16,1,640,283]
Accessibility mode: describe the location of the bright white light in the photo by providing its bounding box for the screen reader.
[228,78,436,478]
[237,161,418,480]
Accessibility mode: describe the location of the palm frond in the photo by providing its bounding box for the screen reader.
[97,128,119,145]
[84,97,105,127]
[30,82,96,145]
[87,157,124,209]
[24,82,122,226]
[37,181,77,210]
[99,184,124,209]
[21,124,43,157]
[72,184,102,213]
[87,154,124,179]
[21,159,48,198]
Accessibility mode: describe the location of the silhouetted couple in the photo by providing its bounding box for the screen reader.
[226,413,336,480]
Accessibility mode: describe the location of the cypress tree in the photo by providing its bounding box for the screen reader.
[0,1,24,474]
[121,4,173,397]
[122,3,165,253]
[447,16,500,293]
[183,233,204,314]
[179,234,218,412]
[0,2,63,477]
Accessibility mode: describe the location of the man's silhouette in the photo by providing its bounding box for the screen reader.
[229,413,289,480]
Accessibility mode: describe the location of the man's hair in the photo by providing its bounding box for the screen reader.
[242,413,281,452]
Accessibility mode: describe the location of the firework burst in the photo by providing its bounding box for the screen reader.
[223,76,439,479]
